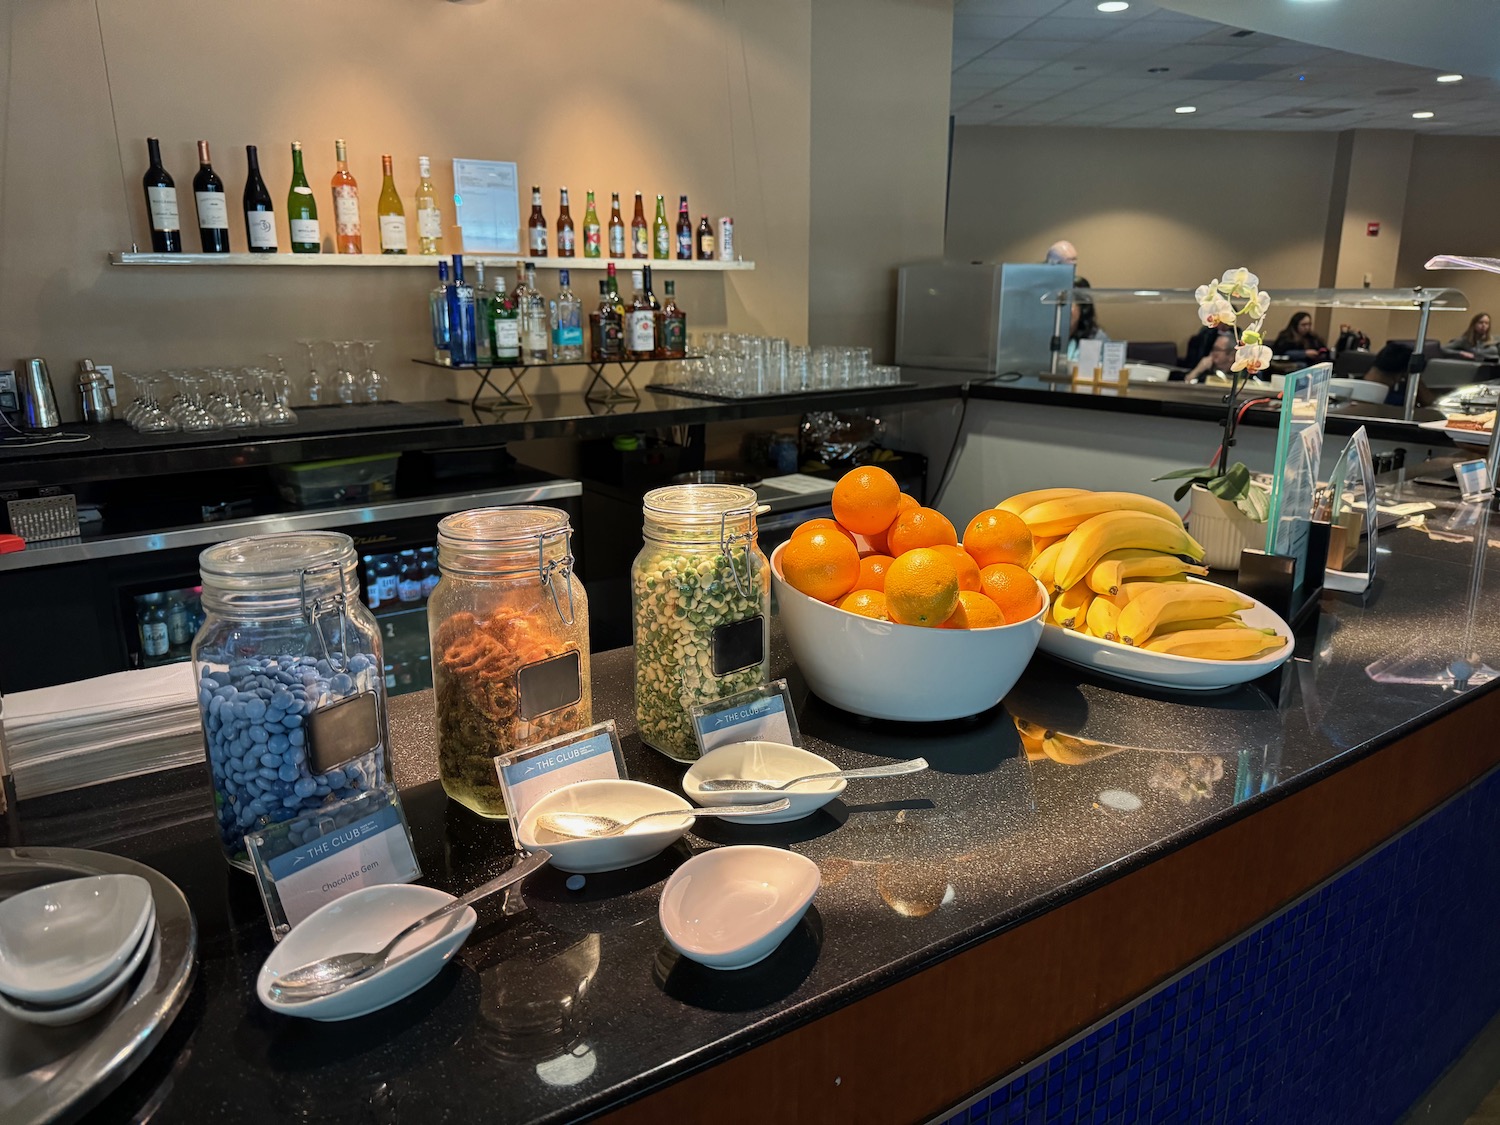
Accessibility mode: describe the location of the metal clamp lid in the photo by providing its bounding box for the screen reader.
[299,561,354,673]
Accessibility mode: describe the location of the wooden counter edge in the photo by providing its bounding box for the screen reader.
[598,690,1500,1125]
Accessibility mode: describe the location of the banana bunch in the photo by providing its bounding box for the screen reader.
[998,486,1286,662]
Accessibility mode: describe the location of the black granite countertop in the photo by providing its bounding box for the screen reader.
[957,372,1455,445]
[17,489,1500,1125]
[0,381,966,489]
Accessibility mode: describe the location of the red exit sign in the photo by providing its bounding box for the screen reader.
[1367,222,1381,237]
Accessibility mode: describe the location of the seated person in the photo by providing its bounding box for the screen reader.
[1065,279,1108,360]
[1443,312,1498,362]
[1362,342,1433,408]
[1180,333,1238,383]
[1272,311,1329,362]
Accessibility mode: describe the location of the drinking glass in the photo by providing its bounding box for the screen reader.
[123,372,179,433]
[264,354,295,409]
[788,347,811,392]
[252,367,297,426]
[298,340,326,406]
[333,341,358,405]
[357,340,385,403]
[850,347,873,387]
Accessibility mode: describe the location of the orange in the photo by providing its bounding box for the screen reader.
[884,548,960,627]
[855,554,894,592]
[838,589,890,621]
[793,517,856,548]
[868,493,920,555]
[931,544,981,592]
[832,466,901,536]
[781,529,860,602]
[941,590,1005,630]
[964,509,1035,569]
[978,562,1045,624]
[886,507,958,556]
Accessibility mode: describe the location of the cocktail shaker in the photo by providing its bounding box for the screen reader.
[16,358,60,431]
[77,359,114,424]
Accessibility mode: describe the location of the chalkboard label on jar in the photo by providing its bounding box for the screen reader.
[712,615,765,677]
[308,691,381,774]
[517,650,583,721]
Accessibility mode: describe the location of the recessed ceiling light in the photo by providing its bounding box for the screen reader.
[1412,111,1436,119]
[1097,1,1129,11]
[1437,74,1464,83]
[1175,106,1198,114]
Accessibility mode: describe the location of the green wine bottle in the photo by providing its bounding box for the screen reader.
[287,141,320,253]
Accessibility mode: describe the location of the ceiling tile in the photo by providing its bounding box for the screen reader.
[954,15,1039,40]
[1016,16,1122,42]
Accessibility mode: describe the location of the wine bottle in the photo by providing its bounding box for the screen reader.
[557,187,575,258]
[142,138,182,253]
[528,186,548,257]
[696,215,715,260]
[675,195,692,260]
[582,191,601,259]
[243,144,277,253]
[377,154,407,254]
[608,193,626,258]
[192,141,230,253]
[331,139,362,254]
[287,141,320,253]
[652,194,669,260]
[631,192,649,259]
[415,156,443,255]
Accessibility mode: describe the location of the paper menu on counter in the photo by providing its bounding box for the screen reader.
[452,159,520,254]
[1101,341,1127,384]
[494,721,627,847]
[1075,339,1104,378]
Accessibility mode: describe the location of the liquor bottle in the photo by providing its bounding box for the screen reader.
[415,156,443,255]
[287,141,320,253]
[676,195,692,260]
[397,551,423,602]
[513,262,532,348]
[490,275,521,365]
[166,592,193,654]
[528,186,548,256]
[363,556,382,609]
[330,140,362,253]
[138,594,169,660]
[606,261,625,316]
[429,260,450,364]
[608,192,626,258]
[660,279,687,359]
[142,138,181,253]
[652,195,670,259]
[473,262,492,363]
[593,280,624,362]
[697,215,715,260]
[377,154,407,254]
[582,191,601,259]
[643,264,661,313]
[553,269,584,361]
[243,144,276,253]
[446,255,477,366]
[718,216,735,262]
[524,263,550,363]
[192,141,230,253]
[374,556,399,605]
[557,187,575,258]
[419,547,441,598]
[631,192,649,258]
[626,270,656,360]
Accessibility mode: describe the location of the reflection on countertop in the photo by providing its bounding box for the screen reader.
[18,493,1500,1125]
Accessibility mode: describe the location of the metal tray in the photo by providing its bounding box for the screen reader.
[0,847,197,1125]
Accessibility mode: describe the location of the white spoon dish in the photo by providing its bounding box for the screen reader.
[517,779,696,874]
[0,900,155,1027]
[683,743,849,823]
[0,873,154,1006]
[659,845,820,970]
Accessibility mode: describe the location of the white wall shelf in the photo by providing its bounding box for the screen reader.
[110,251,754,271]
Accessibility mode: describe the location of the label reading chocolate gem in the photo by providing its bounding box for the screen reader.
[712,615,765,677]
[517,650,583,721]
[307,690,381,773]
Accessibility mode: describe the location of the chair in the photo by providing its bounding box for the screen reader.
[1125,341,1180,367]
[1333,350,1373,377]
[1421,357,1485,389]
[1328,378,1388,404]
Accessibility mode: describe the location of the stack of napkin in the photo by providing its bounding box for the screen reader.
[4,664,203,797]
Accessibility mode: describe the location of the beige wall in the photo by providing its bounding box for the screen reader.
[809,0,952,360]
[2,0,813,417]
[946,126,1340,347]
[1322,130,1414,344]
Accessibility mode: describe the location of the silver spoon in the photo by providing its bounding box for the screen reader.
[697,757,929,793]
[535,799,791,839]
[268,849,552,1002]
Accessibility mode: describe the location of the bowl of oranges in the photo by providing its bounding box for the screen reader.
[769,467,1049,722]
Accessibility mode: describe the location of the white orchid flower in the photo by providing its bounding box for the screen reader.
[1194,282,1217,305]
[1233,343,1273,373]
[1242,290,1271,320]
[1199,294,1236,328]
[1216,268,1260,299]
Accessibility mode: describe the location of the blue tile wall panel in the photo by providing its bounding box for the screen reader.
[941,766,1500,1125]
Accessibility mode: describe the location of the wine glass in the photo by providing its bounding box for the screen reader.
[253,366,298,426]
[333,341,358,405]
[357,340,386,403]
[298,340,326,406]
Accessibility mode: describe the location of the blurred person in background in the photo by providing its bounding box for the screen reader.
[1272,311,1329,362]
[1181,333,1238,384]
[1067,278,1108,360]
[1362,342,1432,408]
[1444,313,1497,361]
[1045,240,1078,267]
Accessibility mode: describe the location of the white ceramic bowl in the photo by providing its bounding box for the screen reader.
[659,845,820,970]
[257,884,476,1022]
[516,779,693,874]
[770,542,1048,721]
[1036,580,1294,692]
[0,901,155,1026]
[0,872,155,1005]
[682,742,845,823]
